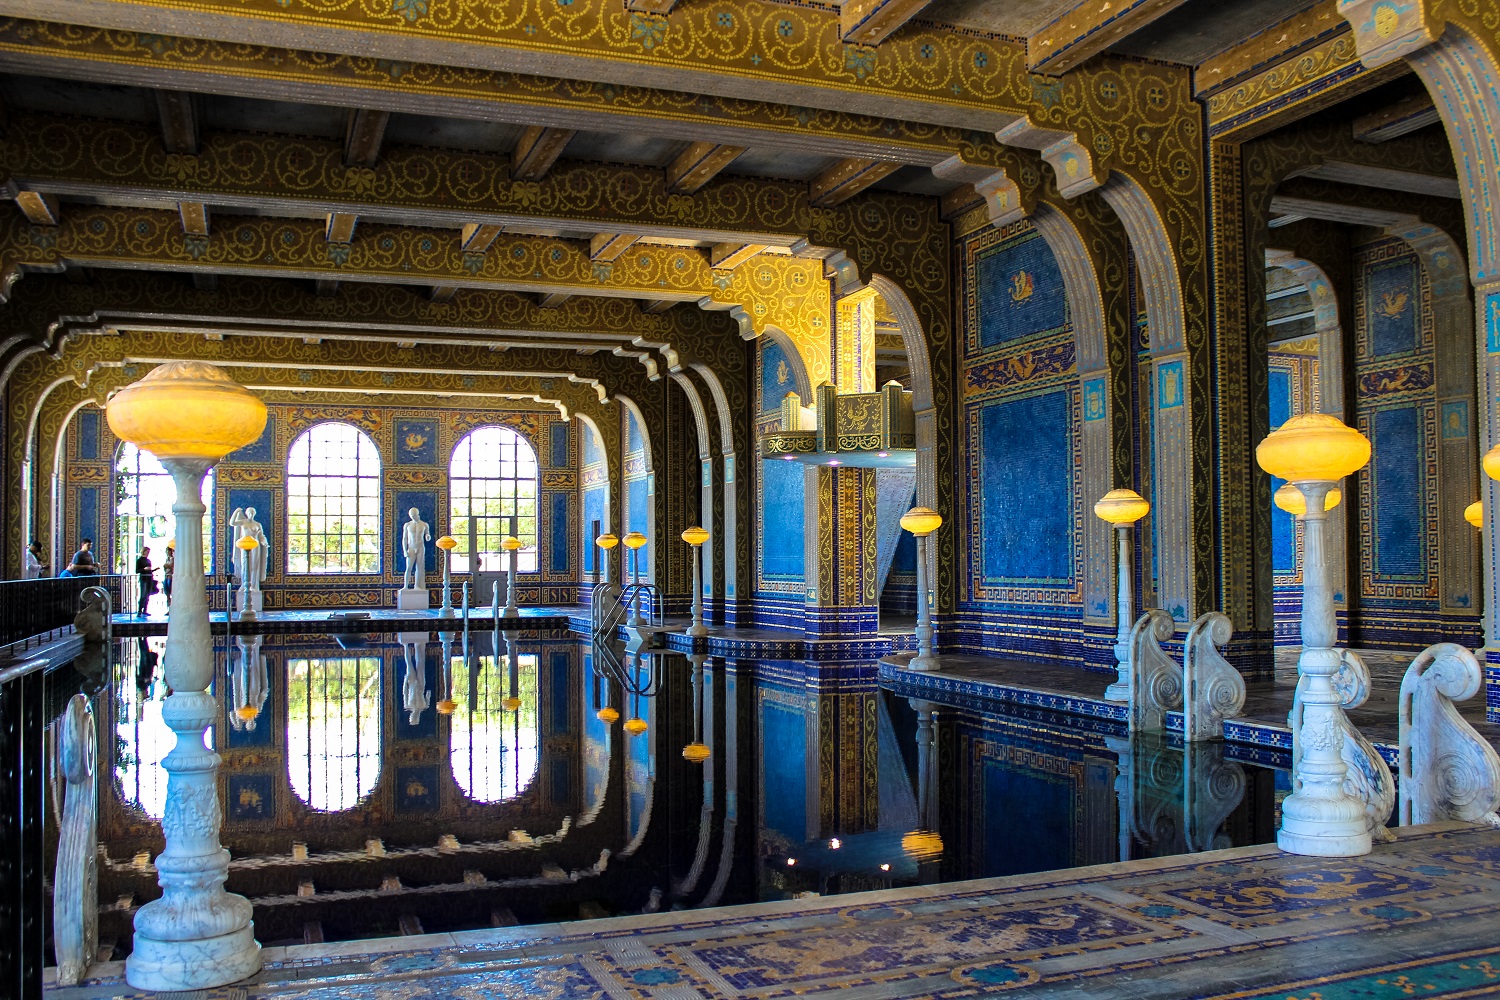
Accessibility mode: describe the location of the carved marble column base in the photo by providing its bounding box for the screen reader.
[907,655,937,672]
[396,588,430,611]
[1104,642,1131,702]
[1277,798,1372,857]
[126,923,260,992]
[686,622,709,638]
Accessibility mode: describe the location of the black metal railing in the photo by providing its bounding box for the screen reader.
[0,575,122,651]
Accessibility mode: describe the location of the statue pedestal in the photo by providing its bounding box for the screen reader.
[397,588,430,611]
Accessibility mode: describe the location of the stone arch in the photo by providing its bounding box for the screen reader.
[759,324,814,405]
[687,362,741,624]
[614,393,655,587]
[669,370,714,615]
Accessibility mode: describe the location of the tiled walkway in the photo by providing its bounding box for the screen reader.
[48,824,1500,999]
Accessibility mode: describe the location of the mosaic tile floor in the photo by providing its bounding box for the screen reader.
[48,824,1500,999]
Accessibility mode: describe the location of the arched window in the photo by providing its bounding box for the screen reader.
[287,422,381,574]
[287,655,381,812]
[450,649,539,803]
[449,426,538,573]
[115,442,214,574]
[112,636,172,819]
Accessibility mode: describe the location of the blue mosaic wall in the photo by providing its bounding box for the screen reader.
[231,415,274,463]
[77,410,99,461]
[1268,365,1295,577]
[760,338,797,412]
[760,693,807,841]
[760,459,805,586]
[957,221,1082,661]
[581,422,607,575]
[1370,406,1424,578]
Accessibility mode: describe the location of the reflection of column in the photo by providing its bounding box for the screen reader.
[905,698,942,883]
[678,654,715,899]
[703,664,738,907]
[1104,735,1134,864]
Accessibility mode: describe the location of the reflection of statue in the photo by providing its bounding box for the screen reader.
[402,640,430,725]
[231,636,269,731]
[402,508,431,590]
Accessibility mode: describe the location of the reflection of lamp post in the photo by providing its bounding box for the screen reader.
[106,361,266,990]
[1095,488,1150,703]
[596,532,619,588]
[683,652,711,762]
[234,534,259,622]
[436,535,458,616]
[501,633,521,712]
[501,535,522,618]
[435,630,457,716]
[1258,413,1372,857]
[900,507,942,671]
[623,531,648,626]
[681,526,710,638]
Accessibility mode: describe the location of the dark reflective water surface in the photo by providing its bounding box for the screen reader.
[84,631,1284,950]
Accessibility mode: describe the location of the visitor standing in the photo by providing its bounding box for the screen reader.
[23,540,44,579]
[162,542,175,606]
[135,546,155,616]
[62,538,98,577]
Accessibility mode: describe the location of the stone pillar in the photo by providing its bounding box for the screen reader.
[802,466,878,636]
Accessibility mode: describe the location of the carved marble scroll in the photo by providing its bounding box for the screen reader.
[1290,649,1396,841]
[1182,612,1246,741]
[1399,643,1500,828]
[53,693,98,986]
[1129,609,1181,733]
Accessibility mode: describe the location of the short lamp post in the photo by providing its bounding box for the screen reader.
[900,506,942,672]
[234,534,259,622]
[1273,483,1342,628]
[682,525,710,638]
[436,535,458,616]
[106,361,266,991]
[1095,489,1151,703]
[623,531,648,626]
[596,532,619,588]
[1257,413,1372,857]
[501,535,522,618]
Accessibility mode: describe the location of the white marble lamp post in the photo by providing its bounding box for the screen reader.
[501,534,522,617]
[1257,413,1373,857]
[624,531,648,626]
[106,361,266,991]
[900,507,942,672]
[1273,483,1342,596]
[1095,489,1151,702]
[682,525,710,638]
[436,535,458,616]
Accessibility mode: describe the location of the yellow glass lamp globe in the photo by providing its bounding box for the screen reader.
[1485,444,1500,482]
[900,506,943,537]
[681,525,710,547]
[1466,501,1483,528]
[1256,413,1370,482]
[682,742,711,763]
[596,533,620,550]
[624,716,649,735]
[501,536,522,552]
[436,535,459,552]
[435,699,457,716]
[106,361,267,460]
[623,531,648,550]
[1094,488,1150,525]
[596,706,620,724]
[235,535,259,551]
[501,696,522,712]
[1273,483,1341,516]
[901,829,944,859]
[234,705,259,722]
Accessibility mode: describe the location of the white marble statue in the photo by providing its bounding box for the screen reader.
[230,506,268,615]
[402,507,431,590]
[402,640,430,725]
[1399,642,1500,827]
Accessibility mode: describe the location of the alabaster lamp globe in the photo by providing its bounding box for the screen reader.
[106,361,268,460]
[901,829,943,859]
[436,535,458,552]
[501,536,522,552]
[623,531,648,550]
[681,525,710,547]
[1256,413,1370,482]
[236,535,259,552]
[596,706,620,724]
[435,699,457,716]
[682,742,711,763]
[1094,488,1150,525]
[596,533,619,550]
[501,696,522,712]
[900,507,943,537]
[1273,483,1342,516]
[1484,444,1500,482]
[1467,501,1484,528]
[624,716,649,735]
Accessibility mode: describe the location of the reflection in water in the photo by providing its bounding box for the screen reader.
[229,636,269,731]
[113,637,170,818]
[286,655,380,812]
[450,638,539,803]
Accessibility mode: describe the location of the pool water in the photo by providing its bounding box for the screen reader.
[75,631,1282,952]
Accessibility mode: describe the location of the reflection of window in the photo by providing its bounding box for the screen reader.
[449,426,538,573]
[115,442,213,574]
[287,423,381,574]
[287,656,380,812]
[113,636,173,818]
[450,652,539,802]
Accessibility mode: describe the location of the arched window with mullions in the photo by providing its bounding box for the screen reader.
[115,441,214,575]
[287,422,381,574]
[449,426,539,573]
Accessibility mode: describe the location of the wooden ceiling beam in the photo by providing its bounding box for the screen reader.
[315,278,339,297]
[1028,0,1191,75]
[666,141,747,194]
[1299,161,1461,199]
[14,189,59,225]
[590,232,640,262]
[343,108,391,168]
[460,223,504,254]
[325,212,358,244]
[641,300,675,314]
[809,158,901,207]
[709,242,767,270]
[429,285,459,302]
[154,90,199,155]
[512,126,575,182]
[840,0,933,46]
[537,291,572,308]
[1353,94,1442,143]
[177,201,210,236]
